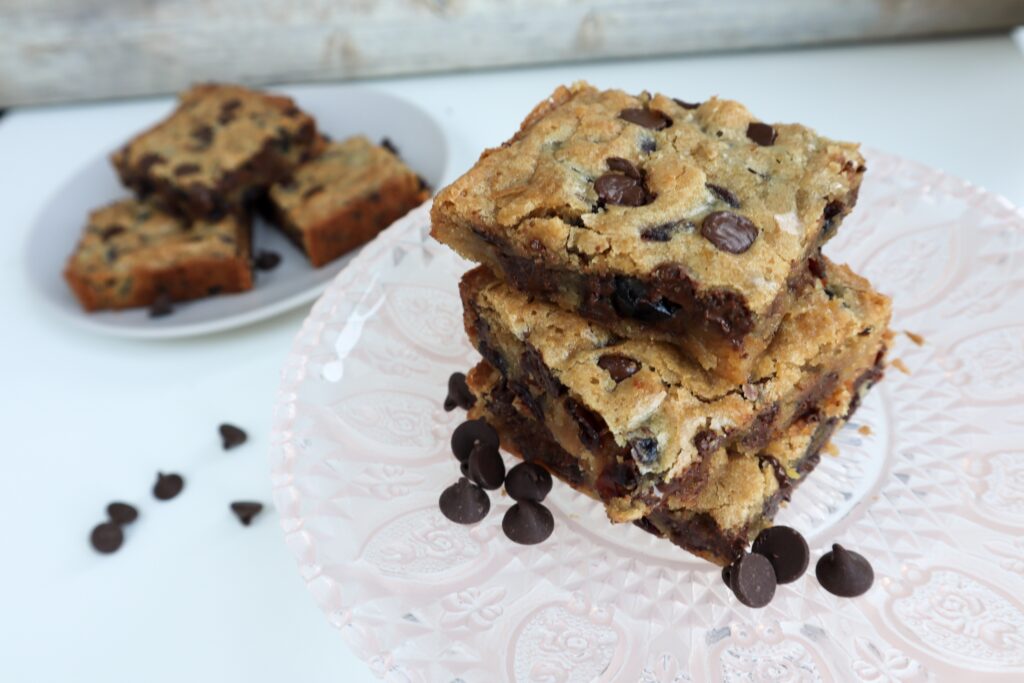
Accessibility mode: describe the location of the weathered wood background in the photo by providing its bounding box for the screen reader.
[2,0,1022,107]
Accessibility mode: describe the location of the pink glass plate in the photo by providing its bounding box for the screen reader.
[271,150,1024,682]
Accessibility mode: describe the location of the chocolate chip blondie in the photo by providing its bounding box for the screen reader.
[432,82,865,383]
[467,360,860,565]
[266,136,429,267]
[64,198,252,311]
[112,84,321,220]
[460,259,890,523]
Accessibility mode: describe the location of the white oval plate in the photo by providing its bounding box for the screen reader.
[271,151,1024,682]
[25,85,447,339]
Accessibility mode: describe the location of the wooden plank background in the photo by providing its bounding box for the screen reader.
[2,0,1022,107]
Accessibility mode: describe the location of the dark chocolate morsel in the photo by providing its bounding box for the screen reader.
[700,211,759,254]
[219,423,248,450]
[380,137,400,156]
[100,225,126,241]
[746,122,777,146]
[107,502,138,525]
[502,501,554,545]
[597,353,641,382]
[673,98,700,110]
[230,501,264,526]
[439,478,490,524]
[173,162,200,177]
[816,543,874,597]
[606,157,642,179]
[254,250,282,271]
[628,436,660,466]
[640,220,691,242]
[468,442,506,490]
[594,173,650,207]
[618,108,672,130]
[640,137,657,153]
[153,472,184,501]
[90,522,124,554]
[752,525,810,584]
[504,462,553,502]
[148,293,174,318]
[706,183,741,208]
[729,552,777,608]
[444,372,475,412]
[722,564,733,586]
[451,419,500,463]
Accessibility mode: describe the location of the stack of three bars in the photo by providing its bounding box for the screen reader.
[431,82,891,566]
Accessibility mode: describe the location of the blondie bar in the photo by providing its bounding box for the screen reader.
[460,260,889,522]
[433,82,865,382]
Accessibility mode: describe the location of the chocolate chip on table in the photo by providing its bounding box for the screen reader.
[444,372,475,412]
[153,472,184,501]
[728,552,777,608]
[706,183,741,208]
[700,211,759,254]
[254,250,281,271]
[816,543,874,597]
[618,107,672,130]
[504,462,553,502]
[673,98,700,110]
[502,501,554,545]
[148,292,174,318]
[468,442,506,490]
[380,137,400,156]
[597,353,641,382]
[746,121,777,146]
[451,419,499,463]
[752,526,809,584]
[107,502,139,525]
[219,423,248,450]
[439,478,490,524]
[90,522,124,554]
[230,501,264,526]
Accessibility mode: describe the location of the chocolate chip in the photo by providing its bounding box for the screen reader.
[822,200,846,235]
[219,423,248,449]
[230,501,263,526]
[439,478,490,524]
[594,173,650,207]
[752,526,809,584]
[594,460,639,500]
[451,419,499,464]
[606,157,642,179]
[673,98,700,110]
[693,429,721,457]
[148,293,174,318]
[706,183,741,208]
[619,108,671,130]
[816,544,874,597]
[611,277,679,322]
[700,211,759,254]
[628,436,660,466]
[640,137,656,153]
[190,125,214,148]
[808,257,826,280]
[640,220,691,242]
[153,472,184,501]
[468,442,505,490]
[380,137,400,156]
[502,501,554,544]
[564,398,605,451]
[746,122,777,146]
[302,184,324,200]
[174,163,200,177]
[504,462,553,502]
[100,225,126,241]
[728,552,777,607]
[107,502,138,525]
[218,98,242,125]
[254,250,282,271]
[90,522,124,554]
[721,564,733,586]
[597,353,641,382]
[444,372,475,411]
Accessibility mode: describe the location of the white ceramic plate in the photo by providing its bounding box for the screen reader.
[271,151,1024,682]
[25,85,447,339]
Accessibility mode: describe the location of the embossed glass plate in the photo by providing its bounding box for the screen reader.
[271,151,1024,682]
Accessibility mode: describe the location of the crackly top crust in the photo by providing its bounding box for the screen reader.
[433,81,865,316]
[464,258,890,484]
[112,84,317,204]
[268,136,425,232]
[66,198,248,275]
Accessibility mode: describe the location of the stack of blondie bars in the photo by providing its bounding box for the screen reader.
[432,83,892,568]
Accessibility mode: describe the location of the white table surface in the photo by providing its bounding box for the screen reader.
[2,35,1023,683]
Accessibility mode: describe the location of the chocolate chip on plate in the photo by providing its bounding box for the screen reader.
[254,250,281,271]
[439,478,490,524]
[746,122,777,146]
[444,372,475,412]
[728,552,777,608]
[468,442,505,490]
[90,522,124,554]
[597,353,641,382]
[153,472,184,501]
[700,211,759,254]
[148,292,174,318]
[706,183,741,208]
[219,423,248,450]
[107,502,139,525]
[816,543,874,597]
[502,501,554,545]
[230,501,264,526]
[618,108,672,130]
[451,419,499,464]
[752,525,809,584]
[504,462,553,502]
